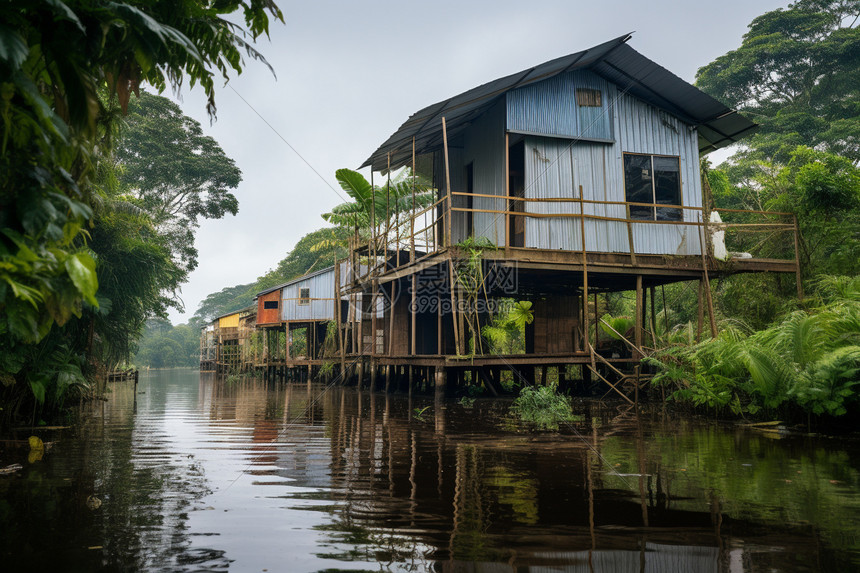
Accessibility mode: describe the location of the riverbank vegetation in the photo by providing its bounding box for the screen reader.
[0,1,282,424]
[638,0,860,421]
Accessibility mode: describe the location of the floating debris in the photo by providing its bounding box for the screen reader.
[0,463,23,476]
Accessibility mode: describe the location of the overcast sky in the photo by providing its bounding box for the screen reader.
[164,0,788,324]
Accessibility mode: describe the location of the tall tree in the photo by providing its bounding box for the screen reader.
[0,0,281,421]
[696,0,860,163]
[115,92,242,273]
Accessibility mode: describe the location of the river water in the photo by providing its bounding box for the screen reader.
[1,369,859,572]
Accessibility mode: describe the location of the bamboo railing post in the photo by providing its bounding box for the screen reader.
[370,170,376,266]
[371,279,379,358]
[579,185,589,350]
[650,286,657,347]
[334,262,346,382]
[697,213,718,338]
[504,132,510,251]
[442,117,452,248]
[388,282,396,356]
[447,255,462,356]
[635,275,643,359]
[697,280,704,343]
[411,136,416,263]
[386,153,391,255]
[411,274,417,356]
[625,203,637,265]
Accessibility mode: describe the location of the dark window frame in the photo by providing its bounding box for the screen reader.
[263,300,279,310]
[576,88,602,107]
[622,153,683,222]
[298,287,310,305]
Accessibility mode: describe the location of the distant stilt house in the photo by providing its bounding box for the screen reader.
[253,264,384,379]
[203,307,255,375]
[335,35,800,396]
[200,323,216,372]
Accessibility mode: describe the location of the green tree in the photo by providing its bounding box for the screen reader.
[318,168,435,246]
[0,0,281,422]
[696,0,860,163]
[115,92,242,273]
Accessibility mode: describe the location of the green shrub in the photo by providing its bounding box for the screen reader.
[510,386,577,431]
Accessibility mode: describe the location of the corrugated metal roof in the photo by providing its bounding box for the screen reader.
[254,265,335,298]
[361,34,755,171]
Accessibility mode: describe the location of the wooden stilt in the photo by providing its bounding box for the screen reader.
[697,279,705,343]
[635,275,644,359]
[579,184,590,348]
[650,286,657,347]
[388,282,396,356]
[697,214,718,338]
[447,257,462,355]
[334,263,346,382]
[411,274,417,356]
[442,117,452,248]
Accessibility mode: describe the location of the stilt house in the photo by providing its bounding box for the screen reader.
[338,35,800,390]
[254,263,383,372]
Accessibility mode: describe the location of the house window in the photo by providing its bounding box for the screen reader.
[299,287,310,305]
[576,88,602,107]
[263,300,278,309]
[623,154,682,221]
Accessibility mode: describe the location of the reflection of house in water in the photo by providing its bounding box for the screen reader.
[288,388,832,572]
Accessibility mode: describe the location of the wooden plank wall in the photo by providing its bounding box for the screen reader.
[532,295,580,354]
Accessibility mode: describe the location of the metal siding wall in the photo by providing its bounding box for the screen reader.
[614,92,702,255]
[524,138,628,253]
[507,70,612,141]
[464,100,507,245]
[522,88,702,255]
[280,269,336,321]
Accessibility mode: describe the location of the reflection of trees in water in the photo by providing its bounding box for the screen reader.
[294,386,858,572]
[0,373,230,572]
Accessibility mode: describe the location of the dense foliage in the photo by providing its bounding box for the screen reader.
[134,319,200,368]
[635,1,860,420]
[649,276,860,418]
[115,92,242,274]
[696,0,859,163]
[0,0,281,423]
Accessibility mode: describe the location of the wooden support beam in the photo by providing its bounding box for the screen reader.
[447,256,462,355]
[697,215,718,338]
[650,286,657,347]
[579,184,590,350]
[697,279,704,343]
[442,117,452,248]
[334,262,346,380]
[388,282,396,356]
[635,275,643,359]
[437,288,442,355]
[411,274,417,356]
[411,137,416,263]
[505,132,510,250]
[586,364,634,405]
[371,279,379,357]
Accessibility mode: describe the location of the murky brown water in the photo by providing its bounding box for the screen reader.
[1,369,860,572]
